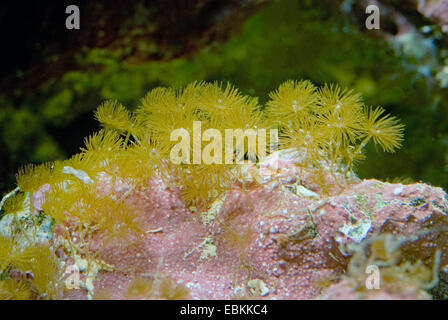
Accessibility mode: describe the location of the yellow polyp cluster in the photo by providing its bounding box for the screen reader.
[267,80,320,122]
[94,101,135,136]
[10,79,405,211]
[1,193,27,215]
[15,163,62,195]
[42,180,143,244]
[132,81,266,209]
[0,236,62,299]
[0,79,405,300]
[123,274,191,300]
[97,199,143,246]
[12,80,403,212]
[267,80,404,176]
[0,279,32,300]
[25,245,62,299]
[124,277,154,299]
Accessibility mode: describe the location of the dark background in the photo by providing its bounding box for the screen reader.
[1,0,447,194]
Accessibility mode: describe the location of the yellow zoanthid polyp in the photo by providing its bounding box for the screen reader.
[363,106,405,153]
[0,236,62,299]
[1,193,27,216]
[267,80,319,126]
[94,100,134,135]
[123,274,191,300]
[0,279,32,300]
[15,163,61,194]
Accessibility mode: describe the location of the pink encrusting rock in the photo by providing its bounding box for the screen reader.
[47,150,448,300]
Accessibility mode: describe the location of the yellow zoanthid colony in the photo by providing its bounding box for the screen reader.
[0,80,404,299]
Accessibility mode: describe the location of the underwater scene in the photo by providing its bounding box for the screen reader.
[0,0,448,302]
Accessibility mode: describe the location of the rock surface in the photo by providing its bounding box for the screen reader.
[47,151,448,300]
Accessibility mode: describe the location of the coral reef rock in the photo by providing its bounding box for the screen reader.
[50,150,448,299]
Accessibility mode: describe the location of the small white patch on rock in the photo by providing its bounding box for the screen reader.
[200,241,217,261]
[393,186,404,196]
[201,194,226,226]
[247,279,270,296]
[62,166,94,184]
[340,218,371,243]
[295,185,319,199]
